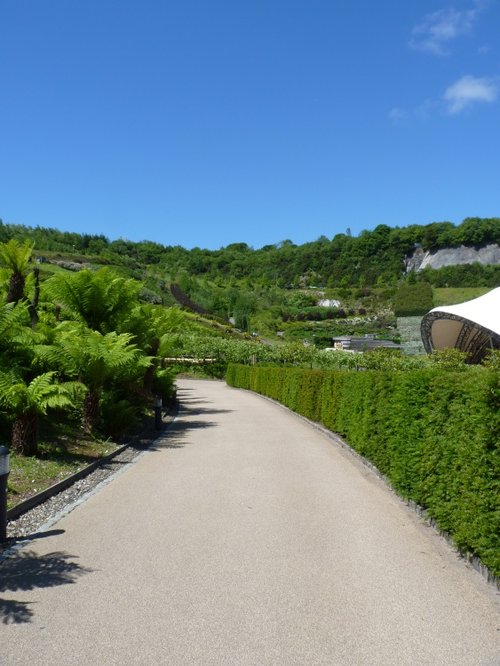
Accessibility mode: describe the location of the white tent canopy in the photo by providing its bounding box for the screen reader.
[421,287,500,362]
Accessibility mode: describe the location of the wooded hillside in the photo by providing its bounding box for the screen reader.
[1,217,499,288]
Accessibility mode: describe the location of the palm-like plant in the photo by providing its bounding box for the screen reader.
[37,323,151,434]
[0,300,31,340]
[0,239,41,326]
[0,239,34,304]
[43,267,141,333]
[0,371,83,456]
[0,300,40,375]
[120,304,187,392]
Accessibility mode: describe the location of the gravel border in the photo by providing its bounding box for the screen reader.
[0,408,177,558]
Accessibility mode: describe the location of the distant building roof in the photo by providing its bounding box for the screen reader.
[420,287,500,362]
[331,336,401,352]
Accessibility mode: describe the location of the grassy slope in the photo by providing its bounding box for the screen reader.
[432,287,490,307]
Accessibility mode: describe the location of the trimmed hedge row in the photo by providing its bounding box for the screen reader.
[226,364,500,576]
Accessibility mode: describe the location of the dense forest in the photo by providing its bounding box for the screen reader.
[1,216,499,289]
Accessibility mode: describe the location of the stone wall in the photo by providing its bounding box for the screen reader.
[397,316,425,355]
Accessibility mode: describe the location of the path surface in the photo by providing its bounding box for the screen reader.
[1,379,499,665]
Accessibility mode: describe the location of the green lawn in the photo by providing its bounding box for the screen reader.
[432,287,490,307]
[7,434,118,510]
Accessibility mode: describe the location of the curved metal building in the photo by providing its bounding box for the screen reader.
[421,287,500,362]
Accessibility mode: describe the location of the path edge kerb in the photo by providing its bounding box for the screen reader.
[6,401,179,522]
[228,383,499,590]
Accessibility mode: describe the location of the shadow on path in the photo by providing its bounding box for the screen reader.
[180,404,233,417]
[146,389,232,451]
[154,417,218,450]
[6,529,66,547]
[0,550,93,625]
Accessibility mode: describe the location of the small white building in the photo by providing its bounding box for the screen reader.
[318,299,340,308]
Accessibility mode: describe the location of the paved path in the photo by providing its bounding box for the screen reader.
[1,379,499,665]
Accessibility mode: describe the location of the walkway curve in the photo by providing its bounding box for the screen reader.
[1,378,499,665]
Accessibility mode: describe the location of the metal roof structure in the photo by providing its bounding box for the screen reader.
[420,287,500,362]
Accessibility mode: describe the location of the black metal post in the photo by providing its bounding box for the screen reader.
[154,396,162,430]
[0,446,9,542]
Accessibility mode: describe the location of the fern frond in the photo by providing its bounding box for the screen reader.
[0,239,33,273]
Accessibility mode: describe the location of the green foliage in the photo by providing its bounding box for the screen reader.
[43,267,141,333]
[99,392,140,439]
[394,282,434,316]
[38,324,149,390]
[284,292,318,308]
[358,349,425,371]
[36,323,151,434]
[427,348,468,370]
[0,371,82,417]
[0,301,33,354]
[432,287,490,307]
[418,263,500,288]
[151,368,176,403]
[277,342,315,366]
[0,238,33,274]
[1,216,498,289]
[483,350,500,370]
[0,238,35,305]
[0,371,84,455]
[0,215,497,455]
[314,349,360,370]
[227,364,500,576]
[0,237,197,456]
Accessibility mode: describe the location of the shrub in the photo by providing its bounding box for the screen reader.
[394,282,434,316]
[99,392,140,438]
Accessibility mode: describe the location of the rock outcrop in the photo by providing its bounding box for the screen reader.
[405,244,500,273]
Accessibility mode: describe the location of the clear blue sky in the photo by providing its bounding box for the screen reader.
[1,0,499,250]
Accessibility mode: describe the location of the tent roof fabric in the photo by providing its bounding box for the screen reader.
[420,287,500,362]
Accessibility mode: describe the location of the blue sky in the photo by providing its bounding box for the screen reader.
[1,1,499,250]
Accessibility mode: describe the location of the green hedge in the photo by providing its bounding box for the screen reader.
[394,282,434,316]
[226,364,500,576]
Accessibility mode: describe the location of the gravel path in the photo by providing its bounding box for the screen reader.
[1,379,499,665]
[2,410,176,554]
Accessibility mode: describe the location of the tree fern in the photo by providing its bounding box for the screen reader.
[0,370,84,455]
[0,301,38,376]
[120,304,188,392]
[43,267,141,333]
[36,323,150,434]
[0,239,33,304]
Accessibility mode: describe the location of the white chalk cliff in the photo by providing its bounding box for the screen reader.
[405,244,500,272]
